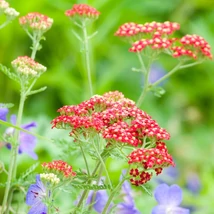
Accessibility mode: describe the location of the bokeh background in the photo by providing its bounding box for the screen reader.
[0,0,214,213]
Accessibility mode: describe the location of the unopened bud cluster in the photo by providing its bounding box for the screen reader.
[19,12,53,33]
[40,173,60,185]
[0,0,19,20]
[11,56,46,78]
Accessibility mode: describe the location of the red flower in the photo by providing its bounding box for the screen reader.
[52,91,170,147]
[42,160,76,178]
[130,171,152,186]
[19,12,53,32]
[115,21,180,38]
[65,4,100,19]
[128,142,175,186]
[171,34,212,59]
[129,38,175,52]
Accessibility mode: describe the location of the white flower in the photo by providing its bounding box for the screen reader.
[4,7,19,17]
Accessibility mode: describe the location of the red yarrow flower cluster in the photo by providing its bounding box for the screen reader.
[115,21,212,60]
[52,91,170,146]
[65,4,100,19]
[129,169,152,186]
[52,91,173,185]
[129,37,175,52]
[172,34,212,59]
[42,160,76,178]
[128,142,175,186]
[115,21,180,38]
[19,12,53,32]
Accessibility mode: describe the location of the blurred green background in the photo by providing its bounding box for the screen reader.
[0,0,214,213]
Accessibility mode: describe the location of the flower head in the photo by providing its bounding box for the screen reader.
[4,7,19,19]
[65,4,100,19]
[2,109,38,160]
[152,183,190,214]
[116,173,141,214]
[0,107,8,121]
[171,34,212,59]
[40,173,60,185]
[86,171,140,213]
[0,0,9,13]
[19,12,53,33]
[42,160,76,178]
[186,172,201,195]
[11,56,46,78]
[114,22,144,38]
[128,142,175,186]
[26,174,48,214]
[115,21,179,41]
[52,91,169,148]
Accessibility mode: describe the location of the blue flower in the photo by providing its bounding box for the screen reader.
[116,180,141,214]
[26,174,48,214]
[149,63,166,84]
[0,108,9,121]
[2,108,38,160]
[87,189,111,213]
[186,172,201,195]
[86,172,141,214]
[152,183,190,214]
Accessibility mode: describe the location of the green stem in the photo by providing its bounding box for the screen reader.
[0,20,11,29]
[101,173,128,214]
[1,34,42,213]
[136,52,147,74]
[31,32,41,59]
[136,56,152,107]
[152,61,183,88]
[74,162,101,214]
[92,141,113,190]
[81,19,93,97]
[1,90,26,214]
[79,142,90,176]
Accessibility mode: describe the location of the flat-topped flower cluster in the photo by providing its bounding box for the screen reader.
[52,91,174,186]
[115,21,212,59]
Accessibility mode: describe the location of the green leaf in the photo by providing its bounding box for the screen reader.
[0,120,53,142]
[0,103,14,108]
[141,184,152,196]
[0,64,19,83]
[151,86,166,97]
[71,183,112,190]
[18,162,39,181]
[27,86,47,96]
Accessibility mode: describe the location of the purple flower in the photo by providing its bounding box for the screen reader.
[156,166,179,185]
[152,183,190,214]
[0,108,9,121]
[87,190,111,213]
[149,63,166,84]
[116,180,141,214]
[26,174,47,214]
[86,172,140,213]
[3,110,38,160]
[186,172,201,195]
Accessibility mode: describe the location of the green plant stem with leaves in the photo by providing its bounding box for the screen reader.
[101,169,130,214]
[136,52,205,107]
[0,35,41,214]
[74,161,101,214]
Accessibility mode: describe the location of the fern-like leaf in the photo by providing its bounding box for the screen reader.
[0,64,19,83]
